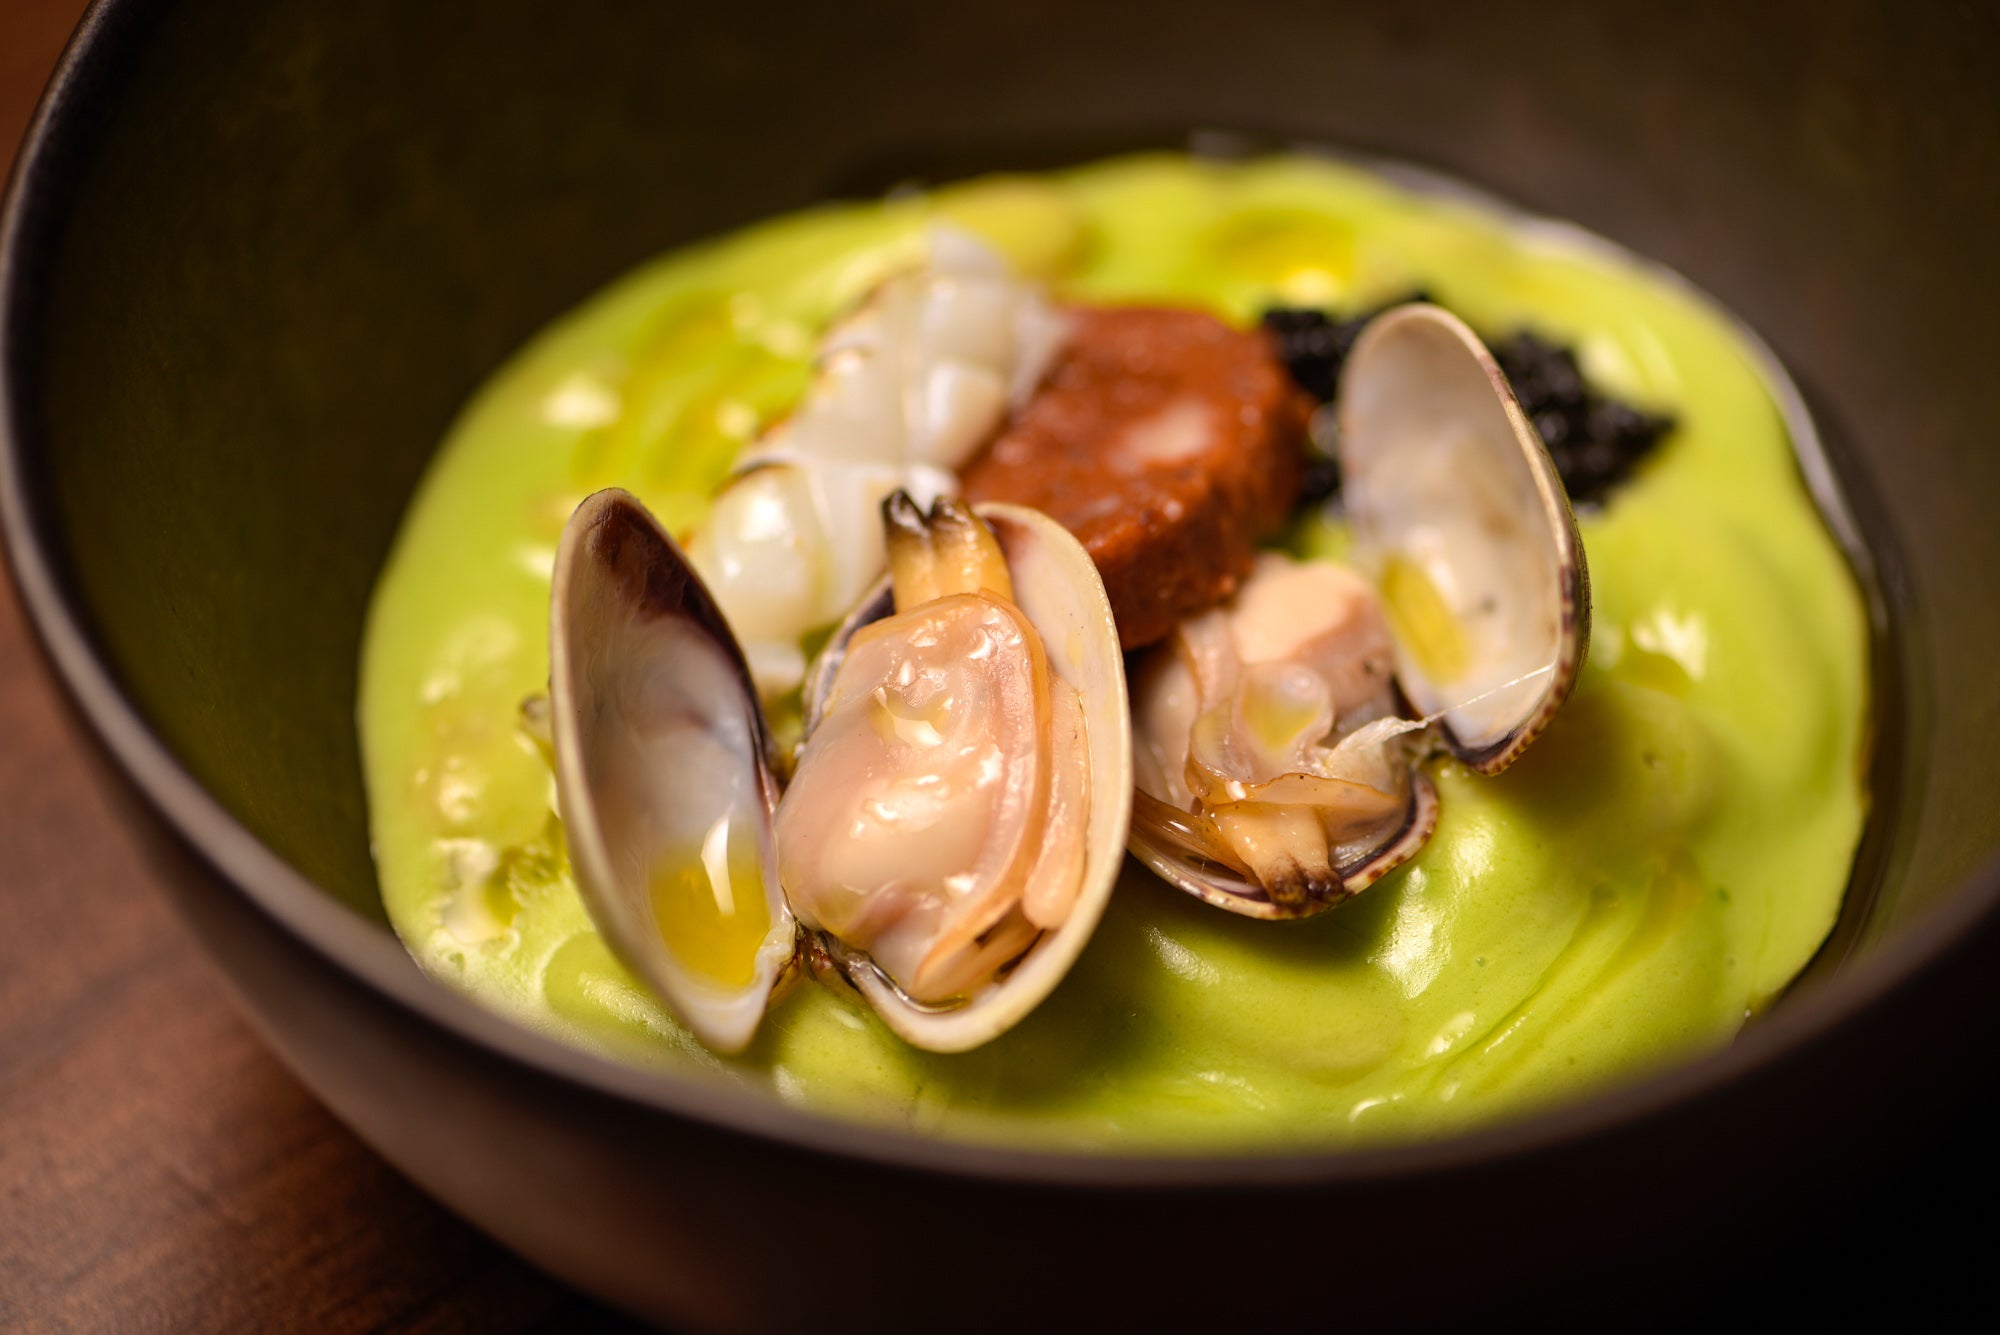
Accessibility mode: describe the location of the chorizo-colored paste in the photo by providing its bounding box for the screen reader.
[963,306,1310,648]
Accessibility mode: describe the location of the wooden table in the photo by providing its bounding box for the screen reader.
[0,6,632,1329]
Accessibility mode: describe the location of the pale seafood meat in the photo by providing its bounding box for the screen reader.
[779,494,1090,1005]
[551,488,1127,1053]
[1129,553,1438,915]
[788,496,1132,1051]
[685,228,1066,698]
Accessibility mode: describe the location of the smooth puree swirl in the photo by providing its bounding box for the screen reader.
[358,154,1868,1148]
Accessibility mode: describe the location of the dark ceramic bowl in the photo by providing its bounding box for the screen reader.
[6,1,2000,1328]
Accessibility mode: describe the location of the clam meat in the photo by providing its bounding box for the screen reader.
[1127,304,1589,918]
[551,487,1127,1054]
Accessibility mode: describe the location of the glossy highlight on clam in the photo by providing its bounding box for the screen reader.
[551,488,1129,1054]
[1127,304,1591,918]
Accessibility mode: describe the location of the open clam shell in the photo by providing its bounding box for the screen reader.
[549,490,798,1055]
[1124,304,1589,918]
[553,489,1129,1054]
[795,502,1133,1051]
[1339,303,1591,774]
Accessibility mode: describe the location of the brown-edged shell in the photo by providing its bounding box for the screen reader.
[1339,303,1590,774]
[549,489,798,1055]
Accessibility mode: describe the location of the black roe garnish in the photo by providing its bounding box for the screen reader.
[1489,331,1675,506]
[1261,302,1674,508]
[1261,293,1430,403]
[1297,450,1344,507]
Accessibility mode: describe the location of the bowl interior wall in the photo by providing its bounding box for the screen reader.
[17,0,2000,944]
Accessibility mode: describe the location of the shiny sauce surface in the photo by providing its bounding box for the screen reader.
[358,154,1869,1148]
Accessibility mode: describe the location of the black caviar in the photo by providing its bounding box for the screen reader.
[1488,331,1675,505]
[1262,296,1425,403]
[1261,303,1674,508]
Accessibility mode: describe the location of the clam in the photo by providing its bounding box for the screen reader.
[1342,303,1590,773]
[1127,303,1589,919]
[551,487,1128,1054]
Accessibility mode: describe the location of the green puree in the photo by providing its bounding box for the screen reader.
[358,154,1869,1148]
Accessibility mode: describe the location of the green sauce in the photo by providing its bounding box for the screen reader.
[358,154,1869,1148]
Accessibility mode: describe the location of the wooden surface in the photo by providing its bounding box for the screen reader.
[0,6,632,1330]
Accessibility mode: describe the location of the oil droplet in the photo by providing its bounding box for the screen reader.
[541,370,622,429]
[1208,209,1356,300]
[648,814,774,989]
[1381,555,1471,684]
[1630,605,1709,682]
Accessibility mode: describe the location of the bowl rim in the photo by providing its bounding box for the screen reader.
[6,0,1997,1191]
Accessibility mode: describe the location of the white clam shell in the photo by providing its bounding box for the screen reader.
[550,490,798,1054]
[1339,303,1590,773]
